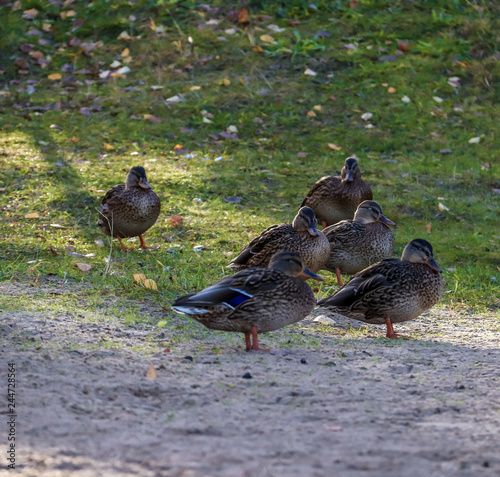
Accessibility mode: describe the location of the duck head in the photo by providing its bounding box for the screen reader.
[354,200,396,228]
[341,157,362,183]
[402,238,443,274]
[126,166,152,190]
[269,251,324,281]
[292,207,320,237]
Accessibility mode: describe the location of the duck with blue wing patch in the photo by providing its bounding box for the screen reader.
[172,251,324,351]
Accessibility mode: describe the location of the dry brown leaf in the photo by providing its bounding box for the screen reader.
[169,214,184,227]
[144,114,161,124]
[306,110,317,118]
[237,7,249,24]
[349,0,359,8]
[76,262,92,272]
[143,279,158,291]
[121,48,130,57]
[25,212,39,219]
[103,142,115,151]
[313,105,322,111]
[328,143,342,151]
[47,73,62,80]
[133,273,146,284]
[30,51,44,59]
[425,224,432,234]
[71,136,79,143]
[387,87,397,93]
[146,363,157,378]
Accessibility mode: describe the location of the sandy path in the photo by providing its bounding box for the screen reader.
[1,281,499,477]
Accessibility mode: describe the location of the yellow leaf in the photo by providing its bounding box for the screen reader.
[146,363,157,378]
[133,273,146,284]
[25,213,39,219]
[252,46,264,53]
[149,18,156,31]
[387,87,397,93]
[143,279,158,291]
[260,34,275,43]
[306,110,317,118]
[190,85,201,91]
[173,144,184,150]
[220,78,231,86]
[313,105,322,111]
[328,143,342,151]
[47,73,62,80]
[103,142,115,151]
[121,48,130,57]
[118,31,131,40]
[76,263,92,272]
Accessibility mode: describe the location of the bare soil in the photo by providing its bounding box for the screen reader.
[1,280,499,477]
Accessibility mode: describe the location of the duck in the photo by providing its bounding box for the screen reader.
[172,251,324,351]
[317,239,443,339]
[98,166,161,251]
[300,157,373,227]
[228,207,330,273]
[322,200,396,286]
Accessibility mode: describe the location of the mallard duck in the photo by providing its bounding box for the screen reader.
[322,200,396,286]
[172,251,324,351]
[317,239,443,338]
[228,207,330,273]
[300,157,373,227]
[98,166,161,251]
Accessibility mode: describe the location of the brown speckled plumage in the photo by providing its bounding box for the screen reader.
[317,239,443,338]
[228,207,330,273]
[172,251,324,350]
[322,201,396,284]
[301,157,373,226]
[98,166,160,250]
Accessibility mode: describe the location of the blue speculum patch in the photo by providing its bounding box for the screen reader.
[228,294,250,307]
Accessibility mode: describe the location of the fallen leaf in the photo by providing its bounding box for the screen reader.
[144,114,161,124]
[438,202,449,212]
[133,273,146,284]
[268,24,285,33]
[397,41,410,52]
[115,66,130,75]
[103,142,115,151]
[328,143,342,151]
[349,0,359,8]
[468,137,481,144]
[143,279,158,290]
[48,73,62,80]
[169,215,184,227]
[165,94,185,103]
[260,34,275,43]
[224,196,241,204]
[379,55,397,62]
[237,8,249,24]
[30,51,44,59]
[306,110,317,118]
[190,85,201,91]
[173,144,184,150]
[79,107,92,117]
[220,78,231,86]
[146,363,157,378]
[425,224,432,234]
[71,136,79,143]
[227,125,238,133]
[193,245,205,252]
[401,95,411,103]
[50,124,62,130]
[387,87,397,93]
[433,96,443,103]
[22,8,38,20]
[25,212,39,219]
[313,105,322,111]
[118,31,131,40]
[76,262,92,272]
[361,112,373,121]
[121,48,130,57]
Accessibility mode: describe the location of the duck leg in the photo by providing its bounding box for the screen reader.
[250,325,270,351]
[385,317,402,339]
[116,236,130,252]
[244,332,252,351]
[335,268,344,287]
[138,234,150,249]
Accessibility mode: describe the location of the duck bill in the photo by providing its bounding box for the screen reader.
[344,171,354,183]
[307,225,320,237]
[139,178,152,190]
[376,215,397,227]
[425,257,443,274]
[298,267,324,282]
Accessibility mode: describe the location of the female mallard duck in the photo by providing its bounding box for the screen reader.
[300,157,373,227]
[98,166,161,251]
[228,207,330,273]
[322,200,396,286]
[317,239,443,339]
[172,251,324,351]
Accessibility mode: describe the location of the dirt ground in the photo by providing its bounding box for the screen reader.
[1,280,499,477]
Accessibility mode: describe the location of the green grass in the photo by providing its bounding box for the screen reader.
[0,0,499,319]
